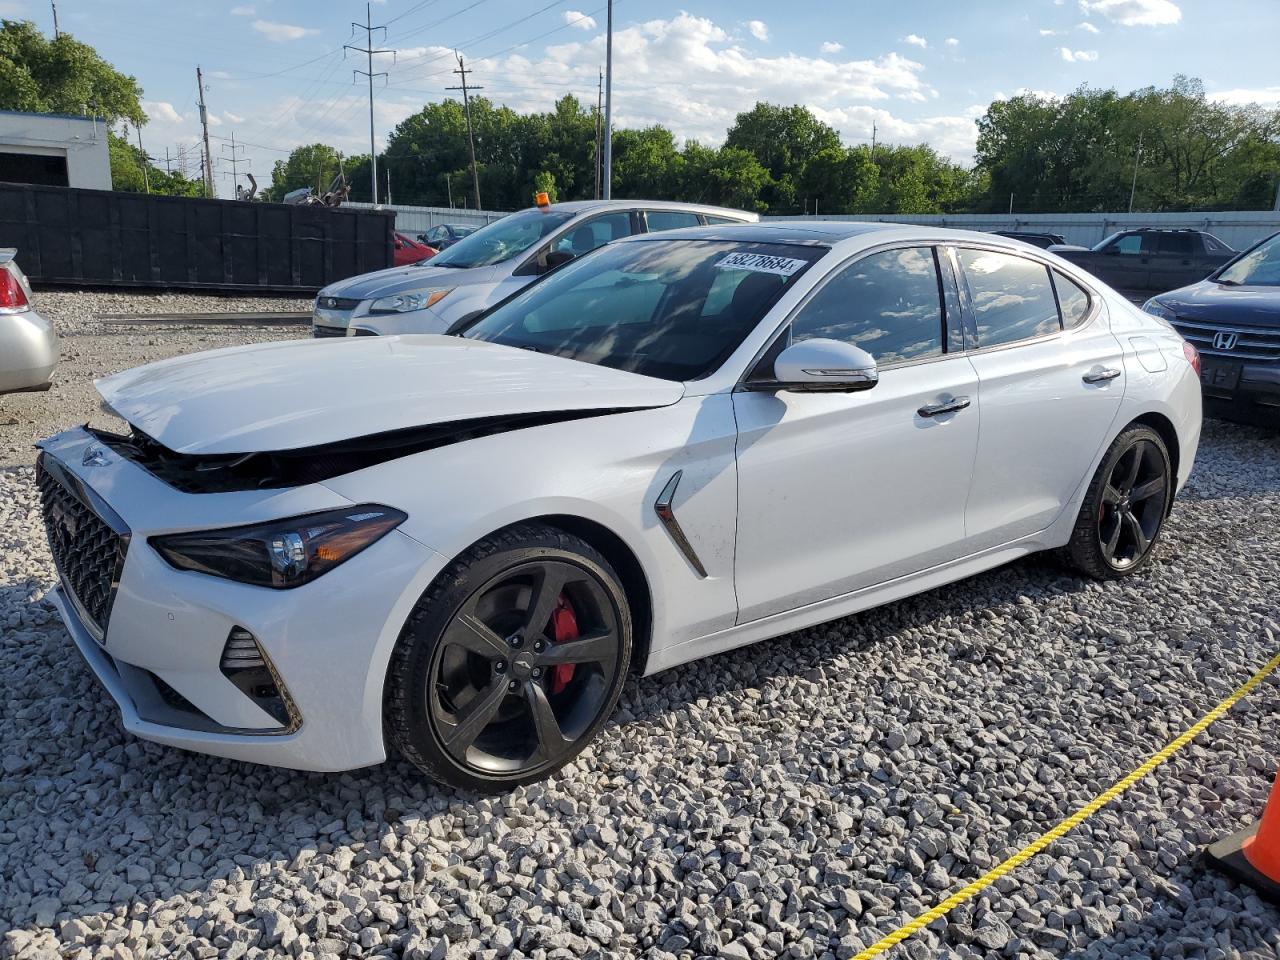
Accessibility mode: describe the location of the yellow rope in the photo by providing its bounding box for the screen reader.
[850,650,1280,960]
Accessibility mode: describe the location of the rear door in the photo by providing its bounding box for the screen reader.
[1150,232,1197,292]
[1094,232,1153,293]
[733,245,980,622]
[955,247,1125,550]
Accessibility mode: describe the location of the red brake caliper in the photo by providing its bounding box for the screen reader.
[549,593,578,694]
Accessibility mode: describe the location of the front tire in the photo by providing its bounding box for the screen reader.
[385,523,632,792]
[1064,424,1173,580]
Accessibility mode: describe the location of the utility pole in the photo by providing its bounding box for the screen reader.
[221,132,248,198]
[346,3,392,206]
[385,166,392,206]
[602,0,614,199]
[129,122,151,194]
[196,66,215,199]
[595,68,603,200]
[446,173,453,208]
[870,121,877,158]
[163,147,172,175]
[447,53,483,211]
[50,1,60,38]
[1128,132,1143,214]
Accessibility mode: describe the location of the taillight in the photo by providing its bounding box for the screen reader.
[0,267,27,309]
[1183,340,1201,376]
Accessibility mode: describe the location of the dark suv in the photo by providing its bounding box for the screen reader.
[1143,231,1280,424]
[1055,228,1236,297]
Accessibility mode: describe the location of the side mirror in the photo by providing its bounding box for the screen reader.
[543,249,575,271]
[764,338,878,393]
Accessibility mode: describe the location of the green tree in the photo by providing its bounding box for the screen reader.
[261,143,348,202]
[798,145,879,214]
[109,130,202,197]
[677,142,771,212]
[0,19,143,124]
[725,103,842,211]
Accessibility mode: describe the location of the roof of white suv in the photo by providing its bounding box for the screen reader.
[511,198,759,221]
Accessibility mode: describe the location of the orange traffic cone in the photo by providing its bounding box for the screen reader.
[1204,769,1280,904]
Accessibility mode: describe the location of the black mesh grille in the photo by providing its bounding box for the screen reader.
[312,325,347,339]
[37,457,128,637]
[317,296,360,310]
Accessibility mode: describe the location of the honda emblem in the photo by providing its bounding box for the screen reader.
[1212,331,1238,351]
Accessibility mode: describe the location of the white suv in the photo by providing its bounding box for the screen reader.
[312,199,758,337]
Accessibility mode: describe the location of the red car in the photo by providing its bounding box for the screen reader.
[393,232,437,266]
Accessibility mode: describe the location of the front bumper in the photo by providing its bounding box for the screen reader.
[1202,362,1280,422]
[38,428,446,772]
[312,303,450,338]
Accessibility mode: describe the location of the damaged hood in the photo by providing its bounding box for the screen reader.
[97,335,685,456]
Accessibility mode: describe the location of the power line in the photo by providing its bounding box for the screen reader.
[346,3,394,205]
[446,53,484,210]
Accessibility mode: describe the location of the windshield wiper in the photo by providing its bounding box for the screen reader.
[1217,278,1242,286]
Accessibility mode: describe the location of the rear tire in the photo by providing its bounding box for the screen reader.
[385,523,632,793]
[1063,424,1172,580]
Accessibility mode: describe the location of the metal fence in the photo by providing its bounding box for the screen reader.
[765,211,1280,251]
[0,183,395,292]
[344,202,509,236]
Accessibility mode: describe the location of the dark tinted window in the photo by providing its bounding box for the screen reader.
[704,215,742,225]
[1053,270,1092,328]
[462,239,821,381]
[1158,233,1194,256]
[958,249,1060,347]
[646,210,702,231]
[1110,233,1144,255]
[791,247,943,365]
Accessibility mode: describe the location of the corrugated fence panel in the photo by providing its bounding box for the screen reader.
[344,202,509,235]
[0,182,396,292]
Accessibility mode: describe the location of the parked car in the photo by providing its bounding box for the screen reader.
[312,199,759,338]
[1143,230,1280,424]
[393,231,436,267]
[38,223,1200,791]
[418,222,477,251]
[991,230,1067,249]
[0,249,56,394]
[1054,228,1235,297]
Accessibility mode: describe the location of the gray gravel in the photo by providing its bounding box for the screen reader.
[3,291,1280,959]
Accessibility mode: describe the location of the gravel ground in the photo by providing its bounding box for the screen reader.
[2,292,1280,959]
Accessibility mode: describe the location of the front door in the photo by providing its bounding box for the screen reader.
[733,246,981,623]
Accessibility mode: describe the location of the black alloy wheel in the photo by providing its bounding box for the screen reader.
[1065,424,1173,580]
[385,523,631,792]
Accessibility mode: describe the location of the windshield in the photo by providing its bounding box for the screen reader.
[429,209,574,269]
[1091,232,1125,251]
[459,239,824,381]
[1217,233,1280,286]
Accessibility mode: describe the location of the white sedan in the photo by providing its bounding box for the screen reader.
[37,223,1201,792]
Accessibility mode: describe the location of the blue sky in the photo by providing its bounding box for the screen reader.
[11,0,1279,198]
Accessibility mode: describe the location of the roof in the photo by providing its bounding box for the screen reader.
[616,220,919,246]
[513,198,758,220]
[0,108,105,123]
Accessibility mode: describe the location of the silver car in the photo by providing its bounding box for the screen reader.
[312,199,758,338]
[0,249,56,394]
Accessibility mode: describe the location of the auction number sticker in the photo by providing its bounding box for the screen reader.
[715,252,807,277]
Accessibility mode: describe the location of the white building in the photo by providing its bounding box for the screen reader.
[0,109,111,191]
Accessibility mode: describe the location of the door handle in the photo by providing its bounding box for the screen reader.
[1082,368,1122,384]
[917,397,971,418]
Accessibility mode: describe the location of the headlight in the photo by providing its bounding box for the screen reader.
[151,505,407,589]
[369,289,453,313]
[1141,298,1175,324]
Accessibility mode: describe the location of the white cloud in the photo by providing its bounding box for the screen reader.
[251,19,319,41]
[1078,0,1180,26]
[562,10,597,31]
[820,40,843,54]
[945,37,959,46]
[902,34,928,48]
[1059,46,1099,62]
[1209,86,1280,107]
[230,4,254,14]
[223,111,246,124]
[1078,21,1100,33]
[747,20,769,41]
[143,101,183,124]
[1039,28,1065,35]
